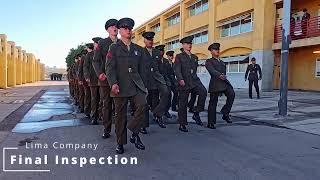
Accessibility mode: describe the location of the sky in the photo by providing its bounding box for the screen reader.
[0,0,179,68]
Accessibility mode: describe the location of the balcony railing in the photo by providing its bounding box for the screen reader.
[274,16,320,43]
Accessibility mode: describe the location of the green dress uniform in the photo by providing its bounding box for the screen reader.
[92,19,118,136]
[206,43,235,128]
[174,36,207,130]
[84,42,101,122]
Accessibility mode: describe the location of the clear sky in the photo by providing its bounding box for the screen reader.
[0,0,179,68]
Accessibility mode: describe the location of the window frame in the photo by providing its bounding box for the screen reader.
[166,39,180,50]
[188,0,209,17]
[220,13,254,38]
[221,55,249,73]
[167,13,181,26]
[151,23,161,33]
[316,58,320,78]
[190,30,209,45]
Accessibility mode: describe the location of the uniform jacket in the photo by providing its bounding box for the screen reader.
[83,51,99,86]
[105,40,147,97]
[143,48,166,90]
[205,57,233,93]
[77,55,88,86]
[245,64,262,81]
[174,52,202,90]
[158,57,172,86]
[93,37,115,86]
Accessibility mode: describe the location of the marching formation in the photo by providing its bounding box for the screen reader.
[67,18,250,154]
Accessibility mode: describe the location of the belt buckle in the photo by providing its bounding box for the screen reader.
[128,68,132,73]
[151,68,154,72]
[190,69,193,74]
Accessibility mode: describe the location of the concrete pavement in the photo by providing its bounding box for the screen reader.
[0,83,319,179]
[218,89,320,136]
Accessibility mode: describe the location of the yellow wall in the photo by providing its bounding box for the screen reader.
[0,34,7,89]
[16,46,22,85]
[26,53,34,83]
[216,0,254,21]
[22,50,27,84]
[7,41,16,87]
[0,34,44,88]
[131,0,320,91]
[133,0,275,57]
[273,46,320,91]
[185,11,209,33]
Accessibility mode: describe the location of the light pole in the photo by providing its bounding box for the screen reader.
[279,0,291,116]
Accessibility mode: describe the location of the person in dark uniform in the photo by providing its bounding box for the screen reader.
[166,50,178,112]
[67,66,75,99]
[80,49,91,117]
[155,44,172,118]
[174,36,207,132]
[92,19,118,139]
[74,55,81,109]
[72,57,79,106]
[245,57,262,99]
[77,50,87,114]
[142,32,169,130]
[84,38,102,124]
[179,47,196,113]
[105,18,146,154]
[206,43,234,129]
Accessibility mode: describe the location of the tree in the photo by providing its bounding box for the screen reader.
[65,44,86,68]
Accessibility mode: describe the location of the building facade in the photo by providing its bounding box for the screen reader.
[0,34,45,89]
[132,0,320,91]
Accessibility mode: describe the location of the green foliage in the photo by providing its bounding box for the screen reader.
[65,44,86,68]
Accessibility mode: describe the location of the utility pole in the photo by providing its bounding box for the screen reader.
[279,0,291,116]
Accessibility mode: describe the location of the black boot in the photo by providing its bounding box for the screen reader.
[116,145,124,154]
[102,129,110,139]
[90,119,98,125]
[85,113,90,118]
[179,125,188,132]
[207,123,216,129]
[171,106,178,112]
[154,116,166,128]
[130,134,145,150]
[140,128,148,134]
[164,112,172,118]
[222,114,232,123]
[192,112,203,126]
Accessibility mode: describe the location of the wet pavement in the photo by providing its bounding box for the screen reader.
[12,89,89,133]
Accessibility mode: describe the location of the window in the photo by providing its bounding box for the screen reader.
[239,61,248,72]
[189,0,209,17]
[221,25,230,37]
[166,39,180,50]
[220,13,253,37]
[230,21,240,36]
[168,13,180,26]
[221,55,249,73]
[316,59,320,77]
[151,23,160,32]
[229,61,239,72]
[191,30,208,44]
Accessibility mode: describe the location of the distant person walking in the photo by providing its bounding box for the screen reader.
[245,57,262,99]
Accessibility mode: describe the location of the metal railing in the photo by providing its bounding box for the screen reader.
[274,16,320,43]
